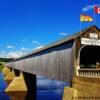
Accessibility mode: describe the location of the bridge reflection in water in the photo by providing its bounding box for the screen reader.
[0,73,70,100]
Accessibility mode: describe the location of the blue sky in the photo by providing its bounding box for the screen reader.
[0,0,100,58]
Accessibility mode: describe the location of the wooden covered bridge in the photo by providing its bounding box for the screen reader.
[6,25,100,81]
[3,26,100,94]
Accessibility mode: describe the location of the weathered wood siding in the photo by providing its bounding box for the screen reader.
[7,41,74,82]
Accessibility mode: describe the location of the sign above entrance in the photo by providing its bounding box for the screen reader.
[81,38,100,46]
[90,33,98,39]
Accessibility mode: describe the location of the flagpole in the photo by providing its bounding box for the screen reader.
[80,15,82,38]
[94,5,96,25]
[80,21,82,35]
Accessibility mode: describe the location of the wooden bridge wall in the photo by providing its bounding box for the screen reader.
[6,41,74,82]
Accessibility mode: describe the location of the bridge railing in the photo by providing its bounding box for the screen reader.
[78,68,100,78]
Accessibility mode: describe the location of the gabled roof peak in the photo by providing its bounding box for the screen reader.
[74,25,100,38]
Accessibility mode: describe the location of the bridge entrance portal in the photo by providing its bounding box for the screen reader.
[80,45,100,68]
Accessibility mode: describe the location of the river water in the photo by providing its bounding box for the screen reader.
[0,73,70,100]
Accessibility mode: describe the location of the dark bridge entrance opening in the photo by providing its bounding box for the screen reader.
[80,45,100,68]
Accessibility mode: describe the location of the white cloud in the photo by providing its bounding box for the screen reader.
[21,47,30,51]
[6,45,15,49]
[0,49,29,58]
[32,40,41,45]
[0,45,45,58]
[59,32,68,36]
[35,45,44,50]
[0,45,44,58]
[82,4,100,12]
[7,51,28,58]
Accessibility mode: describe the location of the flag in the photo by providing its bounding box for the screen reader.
[94,6,100,14]
[80,14,93,22]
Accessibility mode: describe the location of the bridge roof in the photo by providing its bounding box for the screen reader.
[10,25,100,61]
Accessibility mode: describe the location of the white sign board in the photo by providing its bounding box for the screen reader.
[81,38,100,46]
[90,33,98,39]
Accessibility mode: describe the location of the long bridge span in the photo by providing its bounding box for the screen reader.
[6,34,75,82]
[4,26,100,92]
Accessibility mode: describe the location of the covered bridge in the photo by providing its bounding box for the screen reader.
[6,25,100,82]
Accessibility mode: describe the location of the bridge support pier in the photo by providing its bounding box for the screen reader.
[2,67,10,76]
[5,70,36,98]
[63,87,77,100]
[5,71,27,92]
[5,70,36,100]
[4,69,15,84]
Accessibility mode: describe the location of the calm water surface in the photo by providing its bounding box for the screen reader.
[0,73,70,100]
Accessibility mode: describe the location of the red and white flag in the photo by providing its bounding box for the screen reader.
[94,6,100,14]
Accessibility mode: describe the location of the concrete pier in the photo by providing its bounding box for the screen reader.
[5,72,27,92]
[4,69,15,84]
[63,76,100,100]
[2,67,10,76]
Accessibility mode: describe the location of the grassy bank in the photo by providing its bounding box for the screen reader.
[0,63,3,72]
